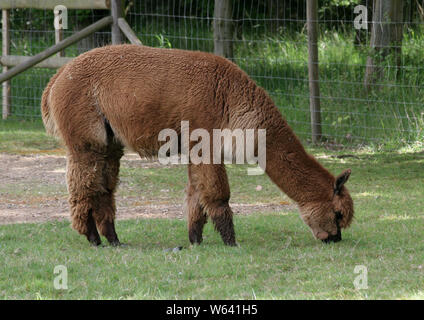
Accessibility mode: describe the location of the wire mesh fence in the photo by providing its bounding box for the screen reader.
[1,0,423,146]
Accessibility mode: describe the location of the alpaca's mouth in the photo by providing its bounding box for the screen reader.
[322,221,342,243]
[322,232,342,243]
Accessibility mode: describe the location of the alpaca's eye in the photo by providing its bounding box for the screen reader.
[335,211,343,220]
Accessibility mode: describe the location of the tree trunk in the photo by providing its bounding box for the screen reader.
[364,0,404,91]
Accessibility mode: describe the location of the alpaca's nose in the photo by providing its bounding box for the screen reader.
[322,229,342,243]
[322,234,342,243]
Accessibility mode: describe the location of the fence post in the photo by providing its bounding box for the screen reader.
[111,0,123,44]
[306,0,322,143]
[2,9,10,120]
[213,0,234,60]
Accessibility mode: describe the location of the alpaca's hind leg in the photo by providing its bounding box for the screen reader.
[188,164,236,246]
[86,209,101,245]
[66,150,107,246]
[185,180,208,245]
[92,143,124,246]
[94,193,120,245]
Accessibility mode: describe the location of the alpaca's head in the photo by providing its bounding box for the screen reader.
[299,169,354,243]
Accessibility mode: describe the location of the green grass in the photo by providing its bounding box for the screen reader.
[0,119,61,154]
[1,212,422,300]
[0,123,423,299]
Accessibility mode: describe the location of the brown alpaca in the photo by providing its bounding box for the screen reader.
[41,44,354,246]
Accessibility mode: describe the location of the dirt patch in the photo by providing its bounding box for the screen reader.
[0,153,294,225]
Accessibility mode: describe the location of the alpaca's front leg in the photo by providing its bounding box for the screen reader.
[187,163,236,246]
[207,201,236,246]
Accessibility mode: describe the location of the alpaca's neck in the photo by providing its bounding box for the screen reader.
[254,105,335,204]
[226,76,335,204]
[264,123,335,204]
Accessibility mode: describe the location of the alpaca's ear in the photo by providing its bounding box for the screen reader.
[334,169,351,195]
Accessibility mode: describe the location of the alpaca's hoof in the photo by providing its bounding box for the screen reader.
[225,240,238,247]
[109,240,122,247]
[189,232,203,245]
[87,235,101,246]
[189,239,202,246]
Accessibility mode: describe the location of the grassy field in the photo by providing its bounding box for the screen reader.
[0,121,423,299]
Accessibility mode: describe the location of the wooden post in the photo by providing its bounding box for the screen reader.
[2,9,10,119]
[118,18,142,45]
[111,0,123,44]
[213,0,233,60]
[0,16,113,84]
[0,0,111,9]
[1,55,72,69]
[306,0,322,143]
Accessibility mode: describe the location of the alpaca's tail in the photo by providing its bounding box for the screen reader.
[41,66,66,137]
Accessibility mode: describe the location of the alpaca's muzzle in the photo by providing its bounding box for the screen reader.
[322,223,342,243]
[322,232,342,243]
